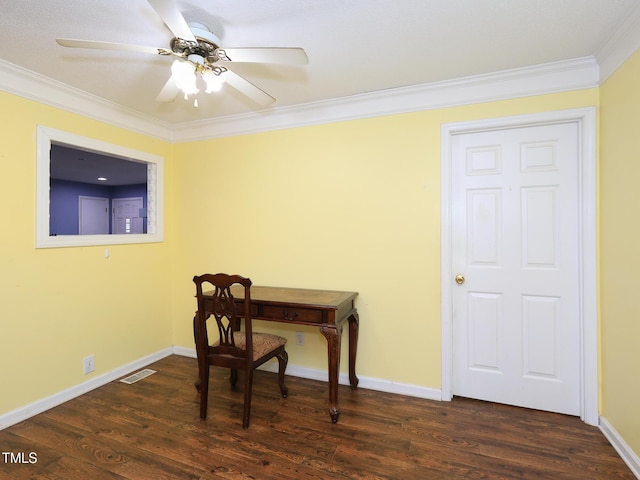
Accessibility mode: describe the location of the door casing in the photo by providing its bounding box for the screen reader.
[440,107,598,425]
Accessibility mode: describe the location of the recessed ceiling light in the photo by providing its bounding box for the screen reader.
[98,177,107,181]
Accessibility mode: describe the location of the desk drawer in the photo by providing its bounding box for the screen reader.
[262,305,323,323]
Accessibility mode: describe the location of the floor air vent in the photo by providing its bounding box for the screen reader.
[120,368,157,385]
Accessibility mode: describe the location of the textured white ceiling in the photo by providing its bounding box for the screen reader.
[0,0,637,125]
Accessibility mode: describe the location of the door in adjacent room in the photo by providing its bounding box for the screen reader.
[79,196,109,235]
[112,197,144,234]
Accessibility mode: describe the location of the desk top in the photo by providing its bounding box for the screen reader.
[230,285,358,310]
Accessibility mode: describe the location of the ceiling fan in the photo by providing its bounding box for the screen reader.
[56,0,308,107]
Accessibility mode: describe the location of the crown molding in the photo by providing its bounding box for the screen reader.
[596,3,640,83]
[170,57,599,142]
[0,55,601,143]
[0,59,172,140]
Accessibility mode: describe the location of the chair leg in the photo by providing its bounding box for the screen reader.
[242,369,253,429]
[193,314,202,393]
[199,364,209,419]
[277,349,289,398]
[230,369,238,389]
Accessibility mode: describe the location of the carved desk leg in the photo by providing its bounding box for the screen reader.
[321,323,343,423]
[348,310,360,389]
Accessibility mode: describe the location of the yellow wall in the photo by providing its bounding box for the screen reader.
[170,89,599,389]
[600,48,640,455]
[0,92,174,414]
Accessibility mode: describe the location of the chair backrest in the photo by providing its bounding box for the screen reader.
[193,273,253,368]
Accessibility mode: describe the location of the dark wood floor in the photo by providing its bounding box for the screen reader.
[0,355,634,479]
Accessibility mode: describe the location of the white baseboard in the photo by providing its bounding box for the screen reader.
[599,416,640,478]
[173,347,442,401]
[172,345,197,358]
[0,347,173,430]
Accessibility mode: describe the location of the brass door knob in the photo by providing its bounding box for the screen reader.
[455,274,465,285]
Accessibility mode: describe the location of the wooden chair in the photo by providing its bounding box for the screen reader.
[193,273,288,428]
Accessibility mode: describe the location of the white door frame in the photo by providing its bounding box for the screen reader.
[440,107,598,425]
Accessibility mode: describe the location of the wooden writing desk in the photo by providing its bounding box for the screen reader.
[215,285,360,423]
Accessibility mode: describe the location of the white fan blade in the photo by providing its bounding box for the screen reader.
[219,47,308,65]
[56,38,167,55]
[147,0,196,42]
[156,76,180,102]
[222,69,275,106]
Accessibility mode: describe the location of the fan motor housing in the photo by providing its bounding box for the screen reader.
[170,37,219,62]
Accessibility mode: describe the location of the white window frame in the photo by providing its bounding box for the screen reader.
[36,126,164,248]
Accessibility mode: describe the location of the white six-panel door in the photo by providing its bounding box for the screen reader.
[112,197,144,234]
[450,121,581,415]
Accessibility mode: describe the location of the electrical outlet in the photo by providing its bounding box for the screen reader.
[83,354,95,375]
[295,332,304,346]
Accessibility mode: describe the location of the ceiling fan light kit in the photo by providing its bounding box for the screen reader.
[171,59,198,97]
[202,69,225,93]
[55,0,308,108]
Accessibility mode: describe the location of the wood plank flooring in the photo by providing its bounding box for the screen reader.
[0,355,634,479]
